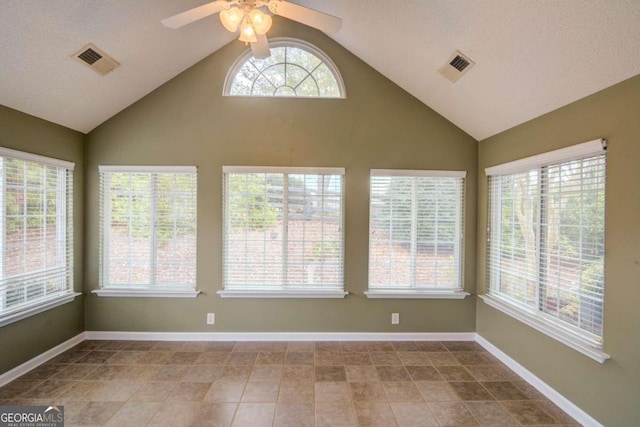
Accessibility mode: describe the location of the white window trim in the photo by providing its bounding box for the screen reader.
[98,165,198,296]
[367,170,466,296]
[484,139,605,176]
[480,294,610,363]
[92,288,200,298]
[222,166,345,296]
[483,138,608,363]
[365,289,469,299]
[217,289,348,299]
[223,37,346,98]
[0,291,80,327]
[0,147,75,170]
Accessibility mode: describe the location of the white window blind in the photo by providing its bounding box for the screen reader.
[486,139,606,345]
[222,166,345,293]
[99,166,197,290]
[368,170,466,291]
[0,147,74,318]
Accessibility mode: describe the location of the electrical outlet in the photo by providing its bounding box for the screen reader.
[391,313,399,325]
[206,313,215,325]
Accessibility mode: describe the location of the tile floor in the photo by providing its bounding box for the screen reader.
[0,340,581,426]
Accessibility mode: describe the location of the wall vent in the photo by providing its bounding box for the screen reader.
[438,51,475,83]
[73,43,120,76]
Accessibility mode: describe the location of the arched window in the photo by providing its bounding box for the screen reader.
[224,38,345,98]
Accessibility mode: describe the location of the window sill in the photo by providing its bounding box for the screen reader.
[92,288,201,298]
[0,291,81,328]
[365,289,470,299]
[480,293,610,364]
[217,289,348,299]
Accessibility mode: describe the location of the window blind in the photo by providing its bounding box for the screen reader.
[223,166,345,291]
[487,140,606,341]
[0,148,74,316]
[369,170,466,290]
[99,166,197,290]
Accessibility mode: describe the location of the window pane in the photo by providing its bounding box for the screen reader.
[369,173,464,290]
[487,151,606,339]
[100,169,197,289]
[226,40,343,98]
[224,169,344,291]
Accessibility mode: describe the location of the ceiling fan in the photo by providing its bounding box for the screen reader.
[161,0,342,59]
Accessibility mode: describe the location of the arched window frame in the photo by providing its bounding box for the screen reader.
[223,38,346,99]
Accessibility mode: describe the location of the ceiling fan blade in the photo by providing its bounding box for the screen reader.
[161,0,230,29]
[251,34,271,59]
[269,1,342,34]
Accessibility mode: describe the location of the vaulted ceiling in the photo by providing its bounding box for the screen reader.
[1,0,639,140]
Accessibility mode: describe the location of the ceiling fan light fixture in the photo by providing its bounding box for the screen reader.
[238,18,258,43]
[220,6,244,32]
[249,9,272,35]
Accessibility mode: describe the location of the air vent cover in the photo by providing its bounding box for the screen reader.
[73,43,120,76]
[438,51,475,83]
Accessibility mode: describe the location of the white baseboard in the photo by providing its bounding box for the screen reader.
[476,334,602,427]
[0,332,86,387]
[84,331,477,342]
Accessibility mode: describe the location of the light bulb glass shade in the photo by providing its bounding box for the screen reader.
[249,9,272,35]
[238,19,257,43]
[220,6,244,32]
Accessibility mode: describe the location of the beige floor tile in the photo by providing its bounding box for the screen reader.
[315,366,347,382]
[135,351,172,364]
[66,401,124,425]
[92,381,143,402]
[345,366,380,383]
[256,351,285,365]
[51,364,97,380]
[204,381,247,403]
[436,366,475,382]
[116,364,160,381]
[406,366,442,381]
[260,342,288,352]
[147,401,201,427]
[415,381,460,402]
[349,382,386,402]
[105,351,145,365]
[273,403,314,427]
[501,400,558,425]
[166,351,201,365]
[250,366,283,383]
[191,402,238,427]
[167,381,212,401]
[390,402,439,427]
[376,366,410,381]
[315,342,341,352]
[481,381,529,400]
[464,401,518,426]
[232,402,276,427]
[428,401,479,426]
[22,380,76,399]
[370,352,402,366]
[183,365,223,382]
[105,401,160,427]
[414,342,447,352]
[396,352,432,366]
[233,342,263,352]
[340,342,369,352]
[0,379,44,399]
[83,365,127,381]
[197,351,231,365]
[217,366,252,382]
[448,382,495,401]
[130,381,178,402]
[343,352,373,365]
[315,381,351,402]
[392,341,419,352]
[226,352,259,366]
[382,381,423,402]
[465,365,515,382]
[366,342,394,352]
[206,342,236,352]
[284,352,314,365]
[59,381,105,401]
[315,352,345,366]
[352,401,398,427]
[241,381,280,402]
[151,365,191,381]
[286,342,314,352]
[278,381,314,403]
[282,365,314,382]
[315,401,357,427]
[427,352,461,366]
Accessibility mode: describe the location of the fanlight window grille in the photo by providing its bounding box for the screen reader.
[224,38,345,98]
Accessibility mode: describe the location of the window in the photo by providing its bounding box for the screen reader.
[0,147,76,327]
[96,166,198,297]
[366,170,467,299]
[484,139,608,362]
[220,166,345,298]
[224,38,345,98]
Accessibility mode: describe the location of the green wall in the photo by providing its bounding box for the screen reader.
[0,105,85,374]
[476,74,640,426]
[84,20,478,333]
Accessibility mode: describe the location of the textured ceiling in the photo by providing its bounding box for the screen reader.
[1,0,639,140]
